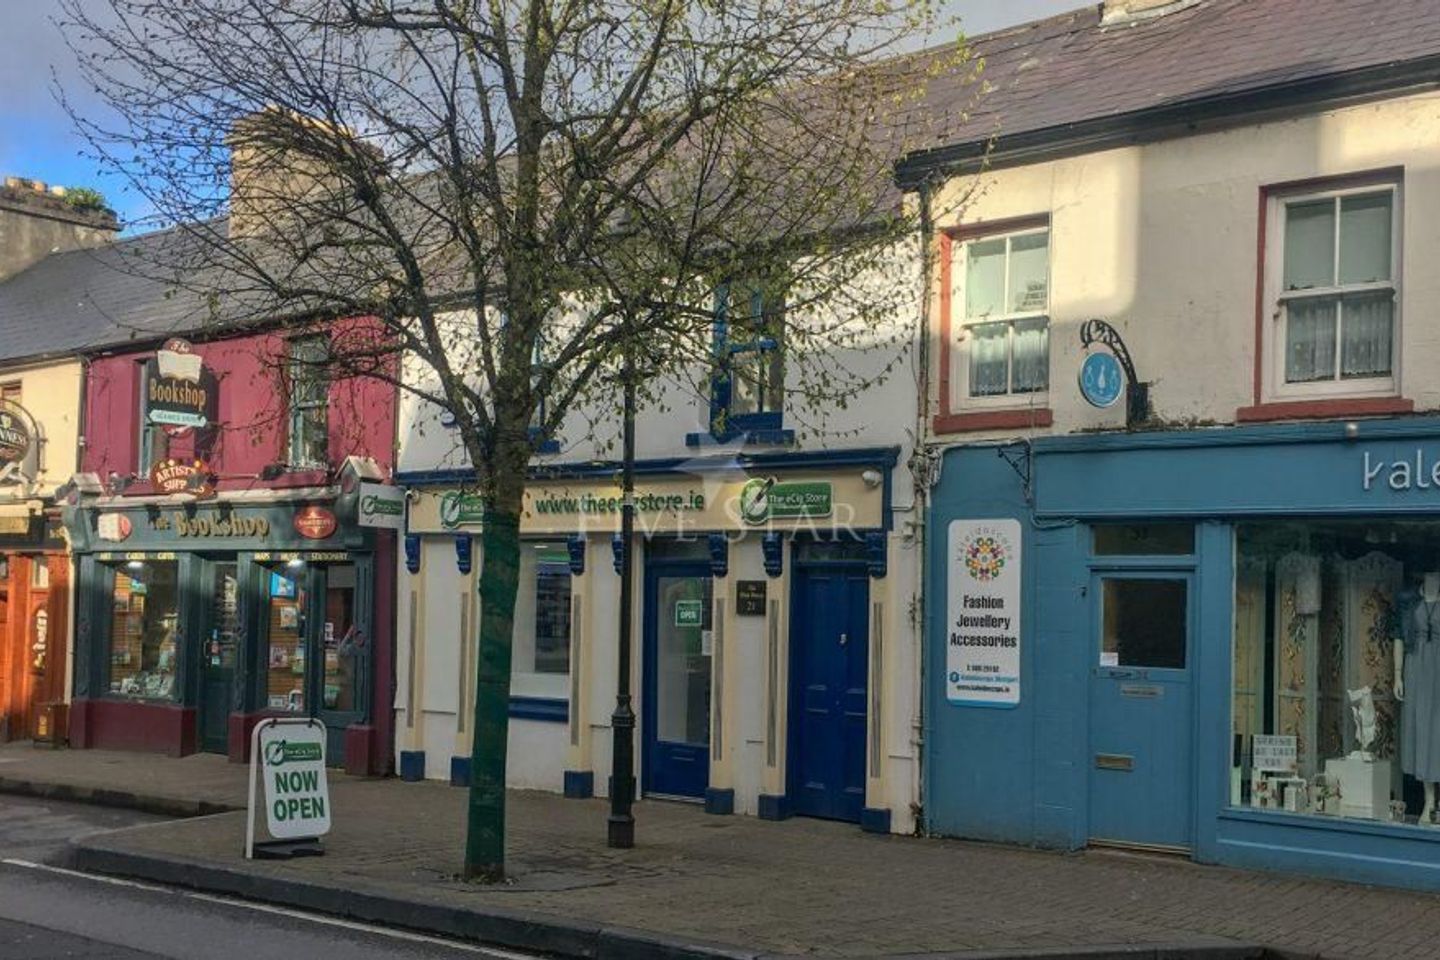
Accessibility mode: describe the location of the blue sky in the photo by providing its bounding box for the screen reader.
[0,0,1079,232]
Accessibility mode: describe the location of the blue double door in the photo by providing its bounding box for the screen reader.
[1088,572,1195,850]
[788,562,870,823]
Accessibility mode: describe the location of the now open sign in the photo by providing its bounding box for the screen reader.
[258,722,332,840]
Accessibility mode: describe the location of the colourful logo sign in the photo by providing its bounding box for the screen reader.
[293,505,338,540]
[961,531,1009,583]
[149,458,214,497]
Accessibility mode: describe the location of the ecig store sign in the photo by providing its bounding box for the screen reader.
[407,468,884,535]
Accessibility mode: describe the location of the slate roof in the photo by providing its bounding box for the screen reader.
[4,0,1440,364]
[0,220,253,362]
[895,0,1440,179]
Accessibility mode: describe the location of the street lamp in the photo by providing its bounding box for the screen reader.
[608,330,638,848]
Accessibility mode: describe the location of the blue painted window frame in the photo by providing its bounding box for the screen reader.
[696,281,793,446]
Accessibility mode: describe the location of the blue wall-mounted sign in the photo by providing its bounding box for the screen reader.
[1079,352,1124,409]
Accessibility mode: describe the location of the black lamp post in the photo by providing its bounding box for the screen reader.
[607,339,637,848]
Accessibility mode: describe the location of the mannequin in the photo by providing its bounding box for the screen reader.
[1396,571,1440,824]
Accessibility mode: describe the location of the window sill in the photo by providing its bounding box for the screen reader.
[1221,804,1440,842]
[686,428,796,448]
[509,695,568,723]
[933,408,1054,434]
[1236,397,1414,423]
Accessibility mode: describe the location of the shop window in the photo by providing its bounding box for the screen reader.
[1267,182,1398,398]
[511,541,571,699]
[710,279,785,441]
[1232,520,1440,825]
[1093,524,1195,556]
[107,559,180,701]
[952,227,1049,403]
[323,563,360,712]
[287,334,330,469]
[265,566,306,712]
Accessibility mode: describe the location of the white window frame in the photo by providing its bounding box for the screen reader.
[1264,181,1401,402]
[950,226,1051,409]
[509,538,572,701]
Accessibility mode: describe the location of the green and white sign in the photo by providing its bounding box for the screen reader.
[439,490,486,529]
[358,482,405,530]
[256,721,331,842]
[739,478,833,525]
[674,599,704,627]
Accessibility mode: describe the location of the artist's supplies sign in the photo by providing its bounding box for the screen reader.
[947,519,1021,707]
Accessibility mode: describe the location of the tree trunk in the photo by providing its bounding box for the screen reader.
[463,419,530,882]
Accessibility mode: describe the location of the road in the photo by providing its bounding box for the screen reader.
[0,794,526,959]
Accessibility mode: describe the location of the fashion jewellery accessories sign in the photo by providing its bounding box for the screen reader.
[247,717,332,858]
[947,518,1022,707]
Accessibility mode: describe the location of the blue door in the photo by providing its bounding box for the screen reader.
[1088,573,1194,849]
[642,563,713,799]
[789,562,869,822]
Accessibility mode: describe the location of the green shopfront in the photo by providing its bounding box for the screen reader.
[62,478,397,772]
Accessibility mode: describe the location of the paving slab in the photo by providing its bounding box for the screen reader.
[7,744,1440,959]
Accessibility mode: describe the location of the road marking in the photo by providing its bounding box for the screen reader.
[0,859,532,958]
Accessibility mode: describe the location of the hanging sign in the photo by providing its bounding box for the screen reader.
[149,458,214,497]
[1079,351,1124,409]
[0,400,37,483]
[946,518,1022,708]
[675,599,704,627]
[357,482,405,530]
[145,338,218,432]
[247,718,331,858]
[293,505,338,540]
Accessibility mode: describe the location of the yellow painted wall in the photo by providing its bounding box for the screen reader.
[0,358,82,496]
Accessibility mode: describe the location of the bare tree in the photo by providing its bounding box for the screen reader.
[59,0,974,880]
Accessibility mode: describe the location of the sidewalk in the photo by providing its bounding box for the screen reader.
[5,745,1440,959]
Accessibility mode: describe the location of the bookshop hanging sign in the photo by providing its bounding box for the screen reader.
[946,518,1022,708]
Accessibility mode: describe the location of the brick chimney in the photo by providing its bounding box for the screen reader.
[0,177,119,282]
[1101,0,1200,24]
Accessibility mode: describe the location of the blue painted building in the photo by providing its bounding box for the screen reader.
[926,419,1440,889]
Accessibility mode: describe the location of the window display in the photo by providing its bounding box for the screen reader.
[108,560,180,700]
[1232,521,1440,825]
[511,541,572,699]
[323,564,358,712]
[267,568,306,712]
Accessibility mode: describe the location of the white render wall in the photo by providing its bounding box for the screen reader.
[930,90,1440,440]
[393,244,926,833]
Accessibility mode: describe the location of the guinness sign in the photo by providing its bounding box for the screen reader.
[145,339,218,432]
[0,400,37,483]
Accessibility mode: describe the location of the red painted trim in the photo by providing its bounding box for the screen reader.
[941,213,1051,241]
[1235,397,1414,423]
[68,698,198,757]
[934,408,1055,433]
[937,232,953,417]
[1252,166,1405,407]
[935,214,1052,422]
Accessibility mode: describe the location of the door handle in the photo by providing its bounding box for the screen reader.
[839,633,848,646]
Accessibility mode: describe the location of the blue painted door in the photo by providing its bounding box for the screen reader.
[789,564,869,822]
[1088,573,1194,849]
[643,564,713,799]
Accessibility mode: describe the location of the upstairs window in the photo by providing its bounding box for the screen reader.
[137,360,169,473]
[1271,184,1398,393]
[287,334,330,468]
[955,228,1050,401]
[712,280,784,438]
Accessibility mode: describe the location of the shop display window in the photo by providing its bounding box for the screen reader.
[266,567,306,712]
[108,560,180,701]
[322,564,359,712]
[1232,521,1440,825]
[512,541,572,699]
